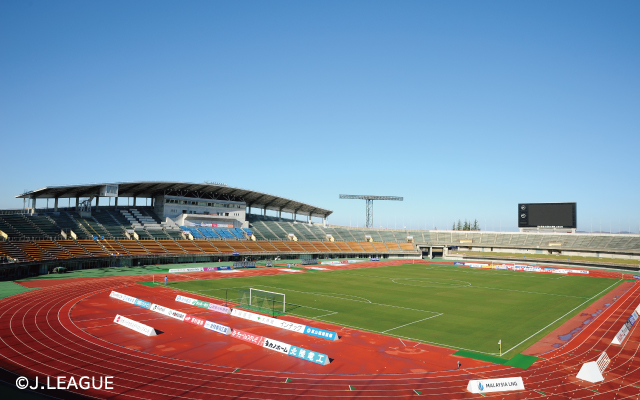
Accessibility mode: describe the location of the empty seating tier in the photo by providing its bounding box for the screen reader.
[298,241,318,252]
[34,241,71,259]
[310,241,330,251]
[76,240,109,257]
[195,241,221,253]
[0,242,32,261]
[56,241,91,258]
[210,241,234,253]
[323,242,341,252]
[286,241,305,252]
[117,240,150,255]
[385,242,401,251]
[372,242,388,252]
[347,242,365,252]
[256,241,279,252]
[102,240,129,255]
[242,241,265,252]
[137,240,168,255]
[270,241,293,252]
[359,242,375,252]
[176,240,205,254]
[225,241,249,253]
[399,243,415,251]
[156,240,186,254]
[11,241,53,261]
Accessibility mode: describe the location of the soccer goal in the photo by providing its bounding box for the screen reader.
[237,288,286,316]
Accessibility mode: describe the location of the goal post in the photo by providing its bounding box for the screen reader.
[237,288,286,316]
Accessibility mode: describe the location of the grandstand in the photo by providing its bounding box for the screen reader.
[0,181,639,279]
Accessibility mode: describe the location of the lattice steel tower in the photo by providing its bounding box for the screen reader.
[339,195,403,228]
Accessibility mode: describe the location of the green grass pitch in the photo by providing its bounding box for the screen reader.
[165,264,622,358]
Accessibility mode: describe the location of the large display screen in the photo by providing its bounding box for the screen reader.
[518,203,576,228]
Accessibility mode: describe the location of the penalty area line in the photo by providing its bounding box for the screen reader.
[501,278,624,355]
[381,313,444,333]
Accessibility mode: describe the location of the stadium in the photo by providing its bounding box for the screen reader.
[1,181,640,399]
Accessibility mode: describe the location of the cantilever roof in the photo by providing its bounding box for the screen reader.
[16,181,332,218]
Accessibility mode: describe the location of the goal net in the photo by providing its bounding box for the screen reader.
[237,288,286,316]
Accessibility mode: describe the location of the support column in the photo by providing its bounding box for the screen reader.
[114,197,118,207]
[323,217,327,227]
[307,215,311,224]
[278,209,282,219]
[133,197,137,206]
[31,196,36,214]
[293,212,297,221]
[263,206,267,216]
[75,196,80,209]
[96,196,100,207]
[54,198,59,212]
[248,205,251,214]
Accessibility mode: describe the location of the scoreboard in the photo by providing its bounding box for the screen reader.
[518,203,576,229]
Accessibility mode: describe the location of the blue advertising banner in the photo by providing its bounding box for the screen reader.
[204,320,231,335]
[370,257,380,261]
[634,275,640,280]
[288,345,329,365]
[134,299,151,309]
[453,262,465,265]
[304,326,337,341]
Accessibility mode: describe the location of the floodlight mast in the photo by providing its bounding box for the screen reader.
[339,195,403,228]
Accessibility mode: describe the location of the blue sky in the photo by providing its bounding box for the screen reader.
[1,1,638,232]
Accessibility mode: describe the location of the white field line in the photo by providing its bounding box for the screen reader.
[254,285,442,316]
[470,285,589,299]
[342,271,588,298]
[171,285,340,319]
[381,314,444,333]
[425,265,571,280]
[500,278,624,355]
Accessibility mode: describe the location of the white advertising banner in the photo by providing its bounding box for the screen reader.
[110,291,137,304]
[169,267,204,273]
[175,295,197,305]
[262,338,292,355]
[113,314,156,336]
[149,304,186,321]
[467,377,525,393]
[231,309,306,333]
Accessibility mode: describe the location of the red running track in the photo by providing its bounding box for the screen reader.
[1,261,640,399]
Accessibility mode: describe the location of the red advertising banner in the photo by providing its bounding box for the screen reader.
[183,314,206,327]
[231,329,265,346]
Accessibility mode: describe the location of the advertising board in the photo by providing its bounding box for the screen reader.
[134,299,151,309]
[230,309,306,332]
[467,377,525,393]
[262,338,291,355]
[208,303,232,314]
[204,320,231,335]
[175,295,196,305]
[169,267,204,273]
[288,346,330,365]
[183,314,206,327]
[304,326,338,341]
[109,291,137,304]
[230,329,265,346]
[113,314,156,336]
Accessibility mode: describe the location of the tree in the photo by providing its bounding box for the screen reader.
[452,222,456,230]
[472,219,480,231]
[463,220,470,230]
[457,220,462,231]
